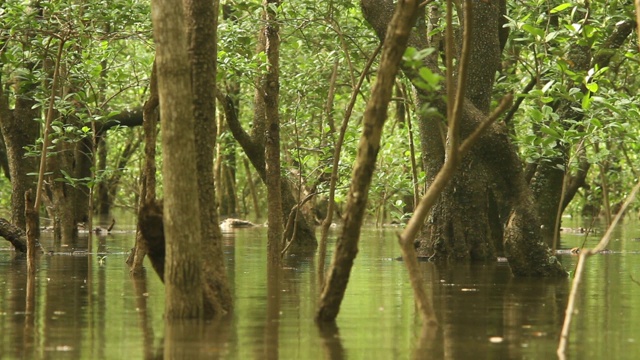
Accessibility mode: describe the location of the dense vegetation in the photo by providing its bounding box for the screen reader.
[2,0,638,229]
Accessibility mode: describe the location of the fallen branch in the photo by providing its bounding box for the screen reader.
[0,218,28,253]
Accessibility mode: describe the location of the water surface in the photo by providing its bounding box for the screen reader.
[1,219,639,359]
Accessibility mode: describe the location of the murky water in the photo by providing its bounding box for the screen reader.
[1,218,639,359]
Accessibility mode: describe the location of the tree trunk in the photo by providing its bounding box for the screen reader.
[0,136,10,179]
[96,137,110,215]
[361,0,565,277]
[530,20,635,246]
[263,0,284,263]
[420,1,504,262]
[129,63,159,274]
[316,0,419,322]
[0,70,40,231]
[48,139,80,243]
[216,115,238,217]
[0,217,28,252]
[219,2,317,254]
[184,0,232,315]
[151,0,205,319]
[220,87,318,253]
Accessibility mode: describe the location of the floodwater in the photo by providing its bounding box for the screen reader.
[1,218,639,359]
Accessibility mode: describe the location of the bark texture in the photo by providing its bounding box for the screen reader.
[129,63,159,274]
[361,0,565,276]
[263,0,284,262]
[138,200,166,280]
[316,0,420,322]
[0,217,28,252]
[184,0,232,315]
[0,67,40,231]
[151,0,204,319]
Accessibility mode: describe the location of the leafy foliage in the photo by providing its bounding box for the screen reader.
[1,0,638,221]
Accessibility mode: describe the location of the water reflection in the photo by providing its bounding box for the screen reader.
[162,318,233,359]
[429,262,569,358]
[130,272,158,359]
[0,220,639,359]
[317,320,345,359]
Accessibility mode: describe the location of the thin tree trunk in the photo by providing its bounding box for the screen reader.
[25,190,38,275]
[218,2,317,253]
[129,63,159,274]
[317,43,381,284]
[244,157,262,219]
[316,0,419,322]
[263,0,283,263]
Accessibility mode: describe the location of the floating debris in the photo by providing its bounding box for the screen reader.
[220,218,256,229]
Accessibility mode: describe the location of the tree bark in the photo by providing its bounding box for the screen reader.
[361,0,565,276]
[151,0,204,319]
[316,0,419,322]
[0,135,10,179]
[263,0,284,263]
[129,63,159,274]
[0,68,40,231]
[184,0,232,316]
[0,217,28,253]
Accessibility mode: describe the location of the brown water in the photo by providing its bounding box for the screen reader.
[1,218,639,359]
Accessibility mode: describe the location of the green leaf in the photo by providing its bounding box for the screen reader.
[585,82,598,93]
[522,24,545,38]
[541,126,561,139]
[550,3,572,13]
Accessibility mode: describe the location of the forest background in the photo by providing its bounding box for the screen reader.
[0,0,639,314]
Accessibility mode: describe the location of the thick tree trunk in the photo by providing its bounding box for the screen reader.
[184,0,232,315]
[0,217,28,252]
[151,0,205,319]
[0,77,40,231]
[361,0,565,276]
[419,1,504,261]
[48,140,80,243]
[316,0,419,322]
